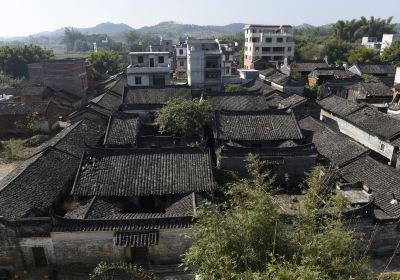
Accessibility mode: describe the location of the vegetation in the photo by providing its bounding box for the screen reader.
[0,73,23,89]
[0,45,52,77]
[294,37,323,61]
[321,38,353,64]
[90,261,153,280]
[381,41,400,66]
[224,83,246,93]
[87,50,125,77]
[124,30,162,51]
[155,99,212,137]
[332,16,395,42]
[347,46,380,64]
[2,139,25,162]
[184,155,375,279]
[362,74,380,83]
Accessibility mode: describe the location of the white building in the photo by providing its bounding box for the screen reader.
[381,34,400,54]
[361,37,381,51]
[126,52,171,87]
[187,39,222,92]
[243,24,295,69]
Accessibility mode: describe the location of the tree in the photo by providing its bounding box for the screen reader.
[332,16,395,42]
[124,30,140,47]
[183,154,288,279]
[0,45,53,77]
[347,46,379,64]
[0,73,23,89]
[87,50,124,77]
[238,46,244,68]
[90,261,153,280]
[224,84,246,93]
[63,27,86,52]
[321,38,352,64]
[381,41,400,66]
[154,99,212,137]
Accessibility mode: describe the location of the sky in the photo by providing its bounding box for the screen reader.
[0,0,398,37]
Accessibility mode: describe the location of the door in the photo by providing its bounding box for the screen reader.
[32,247,47,267]
[153,75,166,87]
[150,58,154,67]
[124,247,148,264]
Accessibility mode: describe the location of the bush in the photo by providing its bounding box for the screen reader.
[224,84,246,93]
[2,139,25,162]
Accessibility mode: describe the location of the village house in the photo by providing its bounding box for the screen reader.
[346,81,392,106]
[308,67,356,87]
[259,67,304,95]
[174,43,187,80]
[28,58,89,97]
[277,94,320,120]
[318,95,400,167]
[380,34,400,54]
[212,109,317,184]
[347,62,396,86]
[361,36,381,51]
[126,52,171,87]
[186,39,222,92]
[243,24,295,69]
[289,60,329,84]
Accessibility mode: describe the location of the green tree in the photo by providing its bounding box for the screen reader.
[238,46,244,68]
[87,50,124,77]
[0,73,23,89]
[124,30,140,49]
[155,99,212,137]
[63,27,86,52]
[347,46,380,64]
[183,154,288,280]
[224,84,246,93]
[381,41,400,66]
[0,45,53,77]
[90,261,153,280]
[321,38,353,64]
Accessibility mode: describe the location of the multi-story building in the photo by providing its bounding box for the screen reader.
[381,34,400,54]
[220,43,235,77]
[174,43,187,79]
[243,24,295,69]
[187,39,222,91]
[361,37,381,51]
[126,52,171,87]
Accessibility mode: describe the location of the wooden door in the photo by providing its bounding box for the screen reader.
[32,247,47,267]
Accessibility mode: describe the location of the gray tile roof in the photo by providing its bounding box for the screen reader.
[299,117,369,166]
[309,68,356,79]
[339,155,400,218]
[348,81,391,97]
[318,95,365,117]
[278,94,306,108]
[354,62,396,75]
[38,118,106,157]
[89,91,122,111]
[291,61,328,72]
[243,79,275,95]
[346,106,400,141]
[214,110,303,141]
[71,147,215,197]
[0,148,80,220]
[123,87,192,105]
[0,102,49,116]
[207,94,269,111]
[104,114,141,146]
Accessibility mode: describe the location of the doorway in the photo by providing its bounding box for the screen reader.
[124,247,149,264]
[32,247,47,267]
[150,58,154,67]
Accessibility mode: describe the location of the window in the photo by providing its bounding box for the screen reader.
[262,47,270,53]
[277,37,284,43]
[137,56,144,63]
[179,49,183,55]
[226,67,230,75]
[252,37,260,43]
[135,76,142,85]
[225,55,230,60]
[265,37,272,43]
[158,56,164,63]
[180,61,184,67]
[287,47,292,52]
[255,47,259,52]
[380,143,385,151]
[252,29,256,33]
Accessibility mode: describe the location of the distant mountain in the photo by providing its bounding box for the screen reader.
[136,21,245,39]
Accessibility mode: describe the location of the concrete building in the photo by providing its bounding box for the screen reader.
[174,43,187,80]
[381,34,400,54]
[187,39,222,91]
[28,58,88,97]
[243,24,295,69]
[126,52,171,87]
[361,37,381,51]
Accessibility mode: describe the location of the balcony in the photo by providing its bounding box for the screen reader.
[127,65,170,74]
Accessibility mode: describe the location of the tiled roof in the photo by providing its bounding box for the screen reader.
[243,79,276,95]
[71,147,215,197]
[20,86,51,96]
[348,81,391,97]
[354,62,396,75]
[0,102,49,116]
[0,148,80,220]
[278,94,306,108]
[291,61,328,72]
[207,94,269,111]
[299,117,369,166]
[89,91,122,111]
[104,114,141,146]
[339,155,400,218]
[318,95,365,117]
[123,87,192,105]
[114,231,158,247]
[38,118,106,158]
[346,106,400,141]
[309,68,356,79]
[214,110,303,141]
[221,142,317,157]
